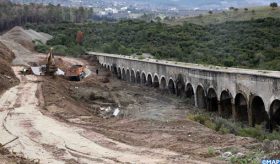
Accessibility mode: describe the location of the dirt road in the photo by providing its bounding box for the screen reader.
[0,67,198,163]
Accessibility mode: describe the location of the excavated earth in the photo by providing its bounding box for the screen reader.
[0,27,266,163]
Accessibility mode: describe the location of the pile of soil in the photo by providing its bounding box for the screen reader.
[0,144,36,164]
[0,41,19,94]
[2,26,52,51]
[41,76,95,117]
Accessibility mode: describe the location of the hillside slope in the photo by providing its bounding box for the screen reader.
[29,17,280,71]
[171,6,280,25]
[2,26,52,51]
[0,41,19,95]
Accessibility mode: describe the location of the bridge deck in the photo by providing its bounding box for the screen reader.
[88,52,280,78]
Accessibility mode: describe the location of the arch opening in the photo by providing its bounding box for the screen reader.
[147,74,153,87]
[168,79,176,94]
[107,65,110,70]
[117,67,121,79]
[153,75,159,88]
[141,73,147,85]
[207,88,218,112]
[112,65,117,76]
[122,68,126,80]
[251,96,269,127]
[131,70,136,83]
[235,93,248,122]
[136,71,141,84]
[185,83,195,105]
[126,69,130,82]
[270,100,280,131]
[160,77,166,90]
[196,85,206,109]
[220,90,232,118]
[176,75,185,97]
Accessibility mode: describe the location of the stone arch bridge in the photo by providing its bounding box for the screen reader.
[88,52,280,129]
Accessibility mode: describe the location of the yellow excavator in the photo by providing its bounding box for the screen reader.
[45,48,58,75]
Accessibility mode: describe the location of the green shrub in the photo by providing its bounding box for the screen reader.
[188,113,280,141]
[237,125,266,140]
[265,130,280,141]
[230,150,264,164]
[52,45,68,55]
[207,147,217,157]
[138,55,145,60]
[65,45,86,57]
[187,113,215,129]
[136,52,142,56]
[35,43,49,53]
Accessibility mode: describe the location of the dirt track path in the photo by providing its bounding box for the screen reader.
[0,67,198,163]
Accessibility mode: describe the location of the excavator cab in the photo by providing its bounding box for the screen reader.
[45,48,58,75]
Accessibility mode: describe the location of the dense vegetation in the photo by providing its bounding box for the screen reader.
[171,6,280,26]
[27,17,280,71]
[0,0,93,32]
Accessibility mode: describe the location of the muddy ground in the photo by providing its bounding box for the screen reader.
[0,27,267,163]
[40,56,262,163]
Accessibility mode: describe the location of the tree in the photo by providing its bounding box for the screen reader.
[208,11,213,14]
[76,31,84,45]
[244,8,248,12]
[155,16,161,22]
[270,2,278,8]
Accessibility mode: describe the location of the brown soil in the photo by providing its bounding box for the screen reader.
[2,26,52,51]
[40,55,260,163]
[0,144,36,164]
[0,41,19,95]
[0,41,33,163]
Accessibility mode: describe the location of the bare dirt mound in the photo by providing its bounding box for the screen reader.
[2,26,52,51]
[0,144,35,164]
[0,41,19,95]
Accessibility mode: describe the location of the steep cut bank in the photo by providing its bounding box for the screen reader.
[0,41,19,95]
[2,26,52,51]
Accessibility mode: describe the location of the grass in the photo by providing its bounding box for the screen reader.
[169,6,280,26]
[187,113,280,163]
[230,150,264,164]
[137,55,145,60]
[187,113,280,141]
[207,147,218,157]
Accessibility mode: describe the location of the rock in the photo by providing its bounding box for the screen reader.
[222,151,233,160]
[236,152,245,158]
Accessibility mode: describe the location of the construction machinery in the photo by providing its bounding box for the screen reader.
[45,48,58,75]
[65,65,87,81]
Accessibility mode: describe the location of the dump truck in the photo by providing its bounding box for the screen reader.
[65,65,86,81]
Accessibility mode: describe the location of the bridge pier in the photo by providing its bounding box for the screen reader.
[248,104,253,127]
[232,104,237,121]
[218,102,222,116]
